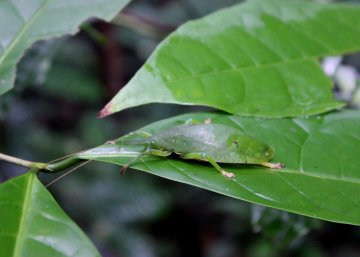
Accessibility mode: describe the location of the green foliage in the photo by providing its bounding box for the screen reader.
[79,110,360,225]
[0,0,360,255]
[100,0,360,118]
[0,172,100,257]
[0,0,130,95]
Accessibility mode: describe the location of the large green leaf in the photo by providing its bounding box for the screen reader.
[99,0,360,118]
[79,110,360,225]
[0,0,130,96]
[0,172,100,257]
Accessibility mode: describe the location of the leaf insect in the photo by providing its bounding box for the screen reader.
[109,119,284,178]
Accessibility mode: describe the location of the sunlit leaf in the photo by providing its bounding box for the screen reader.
[80,110,360,225]
[0,172,100,257]
[100,0,360,118]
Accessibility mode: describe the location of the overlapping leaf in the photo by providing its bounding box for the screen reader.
[79,110,360,225]
[100,0,360,118]
[0,172,100,257]
[0,0,130,95]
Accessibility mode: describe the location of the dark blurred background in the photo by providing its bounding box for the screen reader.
[1,0,360,256]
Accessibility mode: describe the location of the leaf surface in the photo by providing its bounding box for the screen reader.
[80,110,360,225]
[0,172,100,257]
[100,0,360,117]
[0,0,130,95]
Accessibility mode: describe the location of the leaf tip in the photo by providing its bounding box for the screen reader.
[97,102,114,118]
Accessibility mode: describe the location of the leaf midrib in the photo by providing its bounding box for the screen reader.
[161,57,316,84]
[0,0,52,65]
[157,33,360,85]
[276,168,360,185]
[80,155,360,185]
[13,174,34,257]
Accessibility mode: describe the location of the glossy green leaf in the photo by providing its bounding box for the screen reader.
[79,110,360,225]
[0,172,100,257]
[0,0,130,95]
[100,0,360,118]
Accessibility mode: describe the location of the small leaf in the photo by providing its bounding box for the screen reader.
[0,172,100,257]
[0,0,130,95]
[100,0,360,118]
[80,110,360,225]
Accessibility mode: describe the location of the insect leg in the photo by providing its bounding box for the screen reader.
[120,148,171,174]
[120,152,147,175]
[134,131,153,138]
[107,131,153,145]
[184,119,202,125]
[149,149,172,157]
[260,162,284,169]
[180,153,235,178]
[183,118,212,125]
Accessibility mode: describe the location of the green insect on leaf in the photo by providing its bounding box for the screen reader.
[107,121,284,178]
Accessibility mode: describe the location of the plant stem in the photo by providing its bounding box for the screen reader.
[0,152,85,173]
[0,153,37,169]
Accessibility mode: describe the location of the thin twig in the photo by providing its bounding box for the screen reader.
[0,153,35,169]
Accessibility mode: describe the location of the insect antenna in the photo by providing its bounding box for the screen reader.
[47,152,79,164]
[46,144,106,164]
[45,160,92,187]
